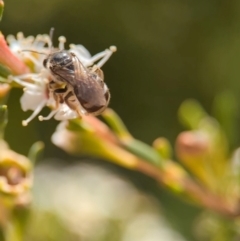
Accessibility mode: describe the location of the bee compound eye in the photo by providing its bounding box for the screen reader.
[83,103,105,113]
[104,91,110,102]
[43,59,47,68]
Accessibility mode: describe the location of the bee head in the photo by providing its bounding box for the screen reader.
[43,51,74,71]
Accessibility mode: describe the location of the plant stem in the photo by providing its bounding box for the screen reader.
[136,158,240,218]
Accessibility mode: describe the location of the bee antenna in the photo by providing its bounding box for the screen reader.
[49,27,55,51]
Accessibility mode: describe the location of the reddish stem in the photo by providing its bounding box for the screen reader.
[0,33,29,75]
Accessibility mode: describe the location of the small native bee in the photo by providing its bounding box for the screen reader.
[43,49,114,117]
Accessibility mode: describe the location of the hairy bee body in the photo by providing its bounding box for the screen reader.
[43,50,110,116]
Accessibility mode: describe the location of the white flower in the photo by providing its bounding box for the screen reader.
[7,32,116,126]
[7,32,51,72]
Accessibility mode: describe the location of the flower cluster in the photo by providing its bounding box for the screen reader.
[7,32,116,126]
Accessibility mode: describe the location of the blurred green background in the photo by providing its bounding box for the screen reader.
[1,0,240,240]
[3,0,240,152]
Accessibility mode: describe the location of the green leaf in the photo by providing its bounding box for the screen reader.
[102,109,163,166]
[0,1,4,22]
[122,138,163,166]
[28,141,44,165]
[102,108,132,139]
[212,91,239,148]
[0,105,7,138]
[5,206,30,241]
[0,64,11,78]
[178,99,207,129]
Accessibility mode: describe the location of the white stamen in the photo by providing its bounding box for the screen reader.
[34,35,46,47]
[20,73,35,79]
[38,109,58,121]
[21,52,42,68]
[24,89,42,95]
[58,36,66,50]
[69,44,91,58]
[22,100,46,126]
[17,32,24,40]
[110,46,117,52]
[95,47,117,68]
[9,76,37,89]
[83,46,117,68]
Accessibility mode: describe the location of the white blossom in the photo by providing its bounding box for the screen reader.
[7,32,116,126]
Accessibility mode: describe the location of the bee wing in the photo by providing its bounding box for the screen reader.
[49,53,88,86]
[71,55,109,113]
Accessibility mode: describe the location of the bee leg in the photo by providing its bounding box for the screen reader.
[63,91,83,118]
[53,85,68,107]
[38,108,59,121]
[91,66,104,79]
[49,80,66,91]
[52,91,60,109]
[76,109,83,118]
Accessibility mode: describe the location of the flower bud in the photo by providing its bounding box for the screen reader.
[0,83,10,101]
[153,137,172,160]
[52,118,139,170]
[175,131,212,187]
[176,131,210,160]
[0,32,29,75]
[0,148,32,197]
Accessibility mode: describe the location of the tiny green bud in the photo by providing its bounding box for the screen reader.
[153,137,172,160]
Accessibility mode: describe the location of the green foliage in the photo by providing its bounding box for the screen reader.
[0,105,7,137]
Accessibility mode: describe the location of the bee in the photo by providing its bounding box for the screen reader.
[43,47,115,117]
